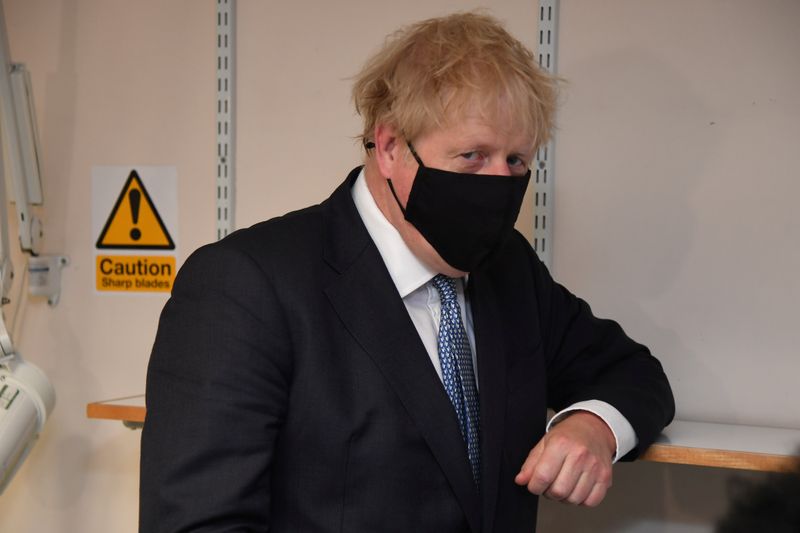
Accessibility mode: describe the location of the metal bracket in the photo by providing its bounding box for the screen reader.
[534,0,559,269]
[28,255,68,307]
[216,0,235,241]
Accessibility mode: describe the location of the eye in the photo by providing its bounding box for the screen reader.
[460,151,483,161]
[506,155,526,168]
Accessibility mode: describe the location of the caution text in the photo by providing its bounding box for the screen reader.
[96,255,175,292]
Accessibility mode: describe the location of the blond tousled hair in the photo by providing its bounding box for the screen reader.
[352,11,558,152]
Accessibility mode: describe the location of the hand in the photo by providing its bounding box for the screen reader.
[514,411,615,507]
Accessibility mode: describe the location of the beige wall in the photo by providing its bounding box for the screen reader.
[233,0,546,231]
[545,2,799,530]
[553,0,800,430]
[0,1,797,532]
[1,1,214,531]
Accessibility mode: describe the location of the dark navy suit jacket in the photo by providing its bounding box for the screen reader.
[140,167,674,532]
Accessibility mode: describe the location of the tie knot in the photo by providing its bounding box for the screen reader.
[431,274,458,304]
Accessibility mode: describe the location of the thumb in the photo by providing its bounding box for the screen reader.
[514,437,546,485]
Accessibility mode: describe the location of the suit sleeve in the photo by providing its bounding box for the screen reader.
[140,242,291,532]
[518,234,675,460]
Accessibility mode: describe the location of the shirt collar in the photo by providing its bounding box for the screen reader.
[351,167,436,297]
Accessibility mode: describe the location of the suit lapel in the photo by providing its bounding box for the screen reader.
[322,170,482,533]
[469,273,508,533]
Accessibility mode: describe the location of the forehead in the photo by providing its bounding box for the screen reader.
[420,108,536,153]
[422,86,536,142]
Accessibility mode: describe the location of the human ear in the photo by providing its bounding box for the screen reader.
[373,123,401,178]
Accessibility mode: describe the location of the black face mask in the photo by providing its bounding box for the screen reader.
[387,142,530,272]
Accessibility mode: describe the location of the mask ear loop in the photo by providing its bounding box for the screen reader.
[361,138,408,211]
[364,138,423,166]
[385,179,407,215]
[385,140,425,216]
[405,140,425,167]
[364,137,422,216]
[366,138,419,216]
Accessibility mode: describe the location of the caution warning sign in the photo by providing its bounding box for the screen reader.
[96,170,175,249]
[93,166,178,293]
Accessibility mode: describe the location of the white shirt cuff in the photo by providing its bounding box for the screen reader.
[546,400,638,463]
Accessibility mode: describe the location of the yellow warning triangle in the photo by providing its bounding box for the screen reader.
[96,170,175,249]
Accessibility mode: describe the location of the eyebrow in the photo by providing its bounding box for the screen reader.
[449,143,533,160]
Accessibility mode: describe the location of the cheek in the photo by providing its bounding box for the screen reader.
[389,160,418,206]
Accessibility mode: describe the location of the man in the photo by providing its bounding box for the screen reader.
[140,12,674,533]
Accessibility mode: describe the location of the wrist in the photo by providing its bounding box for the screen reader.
[561,411,616,458]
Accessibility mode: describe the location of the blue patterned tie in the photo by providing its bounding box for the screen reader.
[431,274,481,487]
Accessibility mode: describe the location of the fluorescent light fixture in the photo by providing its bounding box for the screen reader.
[10,64,42,206]
[0,357,55,494]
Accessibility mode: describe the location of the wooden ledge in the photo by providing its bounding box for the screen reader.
[86,398,800,473]
[640,420,800,472]
[641,444,792,472]
[87,395,146,425]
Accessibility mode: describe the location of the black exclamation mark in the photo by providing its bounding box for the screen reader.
[129,189,142,241]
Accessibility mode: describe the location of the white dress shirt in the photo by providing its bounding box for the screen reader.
[351,169,636,461]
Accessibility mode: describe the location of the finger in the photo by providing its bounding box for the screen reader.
[514,439,544,485]
[581,480,609,508]
[563,471,594,505]
[525,443,568,496]
[544,455,583,502]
